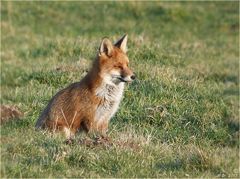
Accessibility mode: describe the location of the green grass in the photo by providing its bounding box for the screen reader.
[1,1,239,178]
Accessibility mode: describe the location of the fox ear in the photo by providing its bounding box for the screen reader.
[99,38,113,57]
[114,34,128,53]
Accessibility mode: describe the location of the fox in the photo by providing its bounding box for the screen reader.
[35,34,135,139]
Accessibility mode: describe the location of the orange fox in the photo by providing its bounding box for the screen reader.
[35,35,135,138]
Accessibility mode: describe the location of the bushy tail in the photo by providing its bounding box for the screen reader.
[35,107,49,129]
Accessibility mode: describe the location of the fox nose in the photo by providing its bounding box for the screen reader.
[131,74,136,80]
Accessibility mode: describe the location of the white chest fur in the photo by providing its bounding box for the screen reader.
[95,82,124,124]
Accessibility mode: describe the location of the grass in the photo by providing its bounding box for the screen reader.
[1,1,239,178]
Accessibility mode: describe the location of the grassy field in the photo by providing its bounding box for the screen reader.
[1,1,239,178]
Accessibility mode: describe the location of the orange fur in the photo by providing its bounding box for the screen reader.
[35,35,135,138]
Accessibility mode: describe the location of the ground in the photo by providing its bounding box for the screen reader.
[1,1,239,178]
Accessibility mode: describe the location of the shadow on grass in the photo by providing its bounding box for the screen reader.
[223,88,239,96]
[156,154,225,176]
[225,119,239,147]
[205,73,239,85]
[156,158,183,171]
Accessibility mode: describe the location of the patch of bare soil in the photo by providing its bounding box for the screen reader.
[0,105,23,124]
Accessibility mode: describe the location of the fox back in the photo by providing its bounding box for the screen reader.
[35,35,135,138]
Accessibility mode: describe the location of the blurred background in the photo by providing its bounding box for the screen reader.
[2,2,238,39]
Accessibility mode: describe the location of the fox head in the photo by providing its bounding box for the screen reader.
[97,34,135,85]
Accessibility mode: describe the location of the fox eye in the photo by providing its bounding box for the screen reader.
[114,65,123,70]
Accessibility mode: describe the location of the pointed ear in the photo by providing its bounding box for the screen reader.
[114,34,128,53]
[99,38,113,57]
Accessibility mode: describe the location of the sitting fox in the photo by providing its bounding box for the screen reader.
[35,35,135,138]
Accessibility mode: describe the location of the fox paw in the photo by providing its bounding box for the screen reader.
[64,138,75,145]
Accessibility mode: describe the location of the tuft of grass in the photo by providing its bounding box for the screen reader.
[1,1,239,178]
